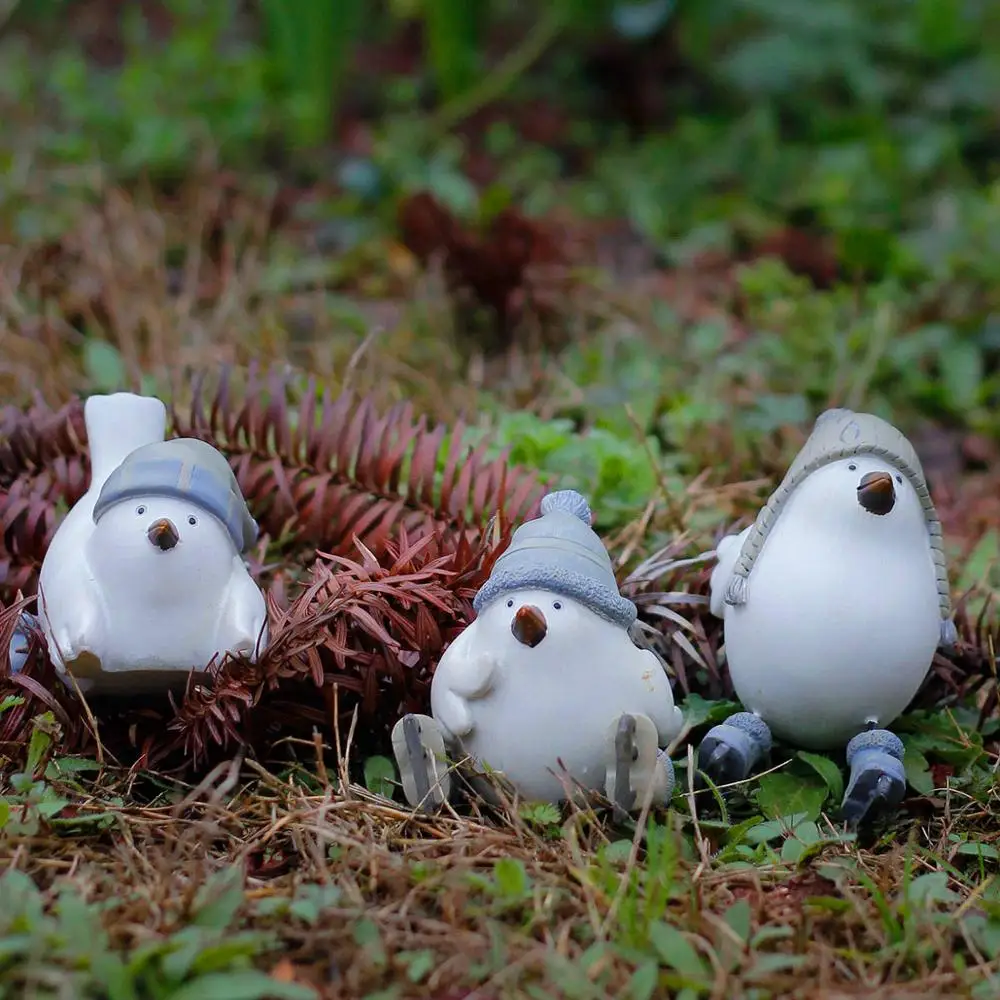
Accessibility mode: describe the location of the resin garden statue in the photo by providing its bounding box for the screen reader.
[391,489,685,813]
[700,407,956,827]
[35,391,269,695]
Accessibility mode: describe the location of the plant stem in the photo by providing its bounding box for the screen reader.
[845,301,897,411]
[430,6,568,135]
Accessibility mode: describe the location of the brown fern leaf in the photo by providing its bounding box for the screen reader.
[152,516,514,768]
[0,397,91,603]
[170,366,545,557]
[622,540,727,704]
[0,397,89,501]
[0,483,62,599]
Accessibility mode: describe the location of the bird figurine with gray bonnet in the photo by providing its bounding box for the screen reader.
[391,489,685,813]
[36,391,268,695]
[701,407,956,827]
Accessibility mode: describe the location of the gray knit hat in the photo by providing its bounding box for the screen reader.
[723,408,951,623]
[93,437,258,552]
[473,489,636,628]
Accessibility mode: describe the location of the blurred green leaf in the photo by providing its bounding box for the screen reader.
[423,0,482,99]
[82,339,126,393]
[25,712,55,779]
[723,898,752,942]
[647,921,709,982]
[796,751,845,804]
[755,772,829,822]
[939,340,983,413]
[400,948,435,983]
[493,857,531,900]
[259,0,365,148]
[901,741,934,796]
[363,755,396,799]
[954,840,1000,861]
[191,868,245,931]
[167,971,317,1000]
[627,958,660,1000]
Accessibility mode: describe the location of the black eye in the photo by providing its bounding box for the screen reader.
[848,463,857,471]
[896,474,902,484]
[553,601,562,610]
[507,599,513,608]
[136,505,146,516]
[188,515,198,526]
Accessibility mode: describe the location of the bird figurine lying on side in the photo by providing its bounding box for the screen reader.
[699,407,955,828]
[35,391,269,695]
[391,489,685,813]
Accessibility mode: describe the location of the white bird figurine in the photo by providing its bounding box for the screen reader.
[391,489,685,813]
[35,391,268,695]
[701,407,955,827]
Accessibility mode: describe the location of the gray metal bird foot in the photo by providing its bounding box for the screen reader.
[841,729,906,829]
[8,611,39,675]
[604,712,675,813]
[390,713,452,812]
[696,712,772,789]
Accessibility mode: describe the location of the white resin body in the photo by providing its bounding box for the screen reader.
[430,587,684,802]
[37,393,268,695]
[710,456,941,749]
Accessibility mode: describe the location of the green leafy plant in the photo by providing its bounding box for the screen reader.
[258,0,364,150]
[466,411,669,529]
[0,866,318,998]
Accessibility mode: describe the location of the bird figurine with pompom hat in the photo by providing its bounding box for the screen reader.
[391,489,685,813]
[35,391,269,695]
[701,407,956,828]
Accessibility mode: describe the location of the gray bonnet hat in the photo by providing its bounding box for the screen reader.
[724,408,952,624]
[92,437,259,552]
[473,489,637,629]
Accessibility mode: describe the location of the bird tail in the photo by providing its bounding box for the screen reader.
[84,393,167,491]
[708,528,748,618]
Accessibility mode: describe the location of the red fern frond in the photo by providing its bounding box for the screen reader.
[158,517,513,768]
[0,366,545,602]
[171,366,543,554]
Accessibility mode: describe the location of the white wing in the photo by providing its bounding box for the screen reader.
[429,626,498,740]
[218,557,269,660]
[640,647,686,744]
[38,577,105,670]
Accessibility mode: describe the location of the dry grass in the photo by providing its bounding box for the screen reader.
[2,172,1000,999]
[5,736,1000,999]
[0,173,590,423]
